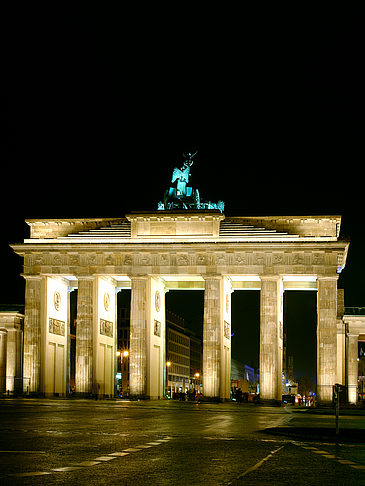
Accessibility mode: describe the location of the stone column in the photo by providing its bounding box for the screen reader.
[260,276,283,402]
[203,276,225,400]
[23,276,43,393]
[129,277,148,398]
[0,329,7,393]
[347,332,358,404]
[75,277,95,395]
[317,276,338,403]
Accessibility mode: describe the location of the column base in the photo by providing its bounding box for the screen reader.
[200,396,222,403]
[73,392,94,399]
[258,398,282,406]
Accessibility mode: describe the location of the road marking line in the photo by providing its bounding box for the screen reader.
[228,446,284,484]
[302,445,364,470]
[7,436,169,478]
[74,461,102,466]
[9,472,51,477]
[94,456,118,461]
[0,450,46,454]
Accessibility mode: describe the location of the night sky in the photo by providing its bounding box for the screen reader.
[2,9,364,380]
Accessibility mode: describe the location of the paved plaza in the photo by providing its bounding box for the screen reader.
[1,399,364,485]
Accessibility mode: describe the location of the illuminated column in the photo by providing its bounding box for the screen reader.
[347,332,358,404]
[221,278,232,400]
[317,276,338,403]
[75,276,95,395]
[259,276,283,401]
[0,328,7,393]
[23,275,43,393]
[203,276,231,400]
[129,276,165,399]
[129,277,148,398]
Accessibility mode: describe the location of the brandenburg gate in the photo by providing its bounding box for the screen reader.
[10,158,349,403]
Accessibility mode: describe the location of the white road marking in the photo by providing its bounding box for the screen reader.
[74,460,102,466]
[9,471,51,477]
[7,437,172,477]
[94,456,118,461]
[299,443,365,471]
[0,450,46,454]
[227,446,284,484]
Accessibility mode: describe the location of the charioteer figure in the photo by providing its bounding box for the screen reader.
[158,152,224,212]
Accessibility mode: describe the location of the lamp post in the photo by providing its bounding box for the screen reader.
[122,350,129,397]
[166,361,172,399]
[194,372,200,393]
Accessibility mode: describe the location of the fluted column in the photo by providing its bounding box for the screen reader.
[0,329,7,393]
[129,277,148,397]
[203,276,231,400]
[347,332,358,404]
[23,275,43,393]
[317,276,338,403]
[75,277,95,395]
[260,276,283,401]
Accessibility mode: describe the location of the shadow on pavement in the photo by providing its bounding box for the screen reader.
[262,426,365,443]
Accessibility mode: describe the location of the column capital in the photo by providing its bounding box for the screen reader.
[203,274,223,280]
[260,275,282,280]
[76,275,96,281]
[317,275,339,282]
[21,274,43,281]
[129,274,149,281]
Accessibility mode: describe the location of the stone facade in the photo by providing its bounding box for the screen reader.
[0,311,24,393]
[11,211,350,402]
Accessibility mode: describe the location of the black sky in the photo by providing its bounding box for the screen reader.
[1,9,364,378]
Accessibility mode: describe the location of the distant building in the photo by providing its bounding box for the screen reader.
[165,310,202,396]
[117,307,202,397]
[166,311,190,394]
[231,358,257,394]
[117,306,130,396]
[0,305,24,394]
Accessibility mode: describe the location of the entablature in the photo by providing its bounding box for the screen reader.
[12,239,349,279]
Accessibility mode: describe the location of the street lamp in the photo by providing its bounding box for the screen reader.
[166,361,172,399]
[194,372,200,392]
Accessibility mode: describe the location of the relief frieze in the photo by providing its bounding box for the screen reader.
[23,246,340,277]
[159,254,170,265]
[49,318,65,336]
[100,318,113,338]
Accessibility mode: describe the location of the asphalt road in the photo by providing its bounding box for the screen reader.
[0,399,364,485]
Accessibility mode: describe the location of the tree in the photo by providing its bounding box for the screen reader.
[297,376,315,395]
